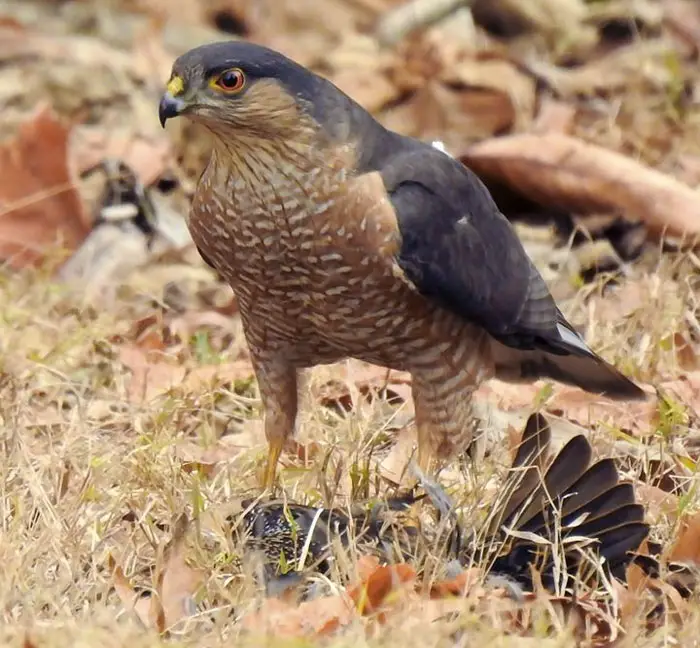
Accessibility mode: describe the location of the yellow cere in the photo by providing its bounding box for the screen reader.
[167,75,185,96]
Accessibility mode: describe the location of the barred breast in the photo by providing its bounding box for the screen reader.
[188,147,486,375]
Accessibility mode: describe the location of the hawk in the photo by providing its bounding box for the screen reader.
[159,42,646,489]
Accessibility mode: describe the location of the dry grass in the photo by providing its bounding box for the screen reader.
[0,245,698,647]
[2,0,700,644]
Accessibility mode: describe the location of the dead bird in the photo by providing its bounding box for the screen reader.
[230,413,649,597]
[231,490,423,587]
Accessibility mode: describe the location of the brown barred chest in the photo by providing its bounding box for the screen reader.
[187,153,458,365]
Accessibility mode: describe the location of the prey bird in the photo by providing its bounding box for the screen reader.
[159,41,646,489]
[234,414,649,595]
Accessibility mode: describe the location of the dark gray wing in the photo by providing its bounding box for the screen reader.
[380,146,563,350]
[378,146,646,400]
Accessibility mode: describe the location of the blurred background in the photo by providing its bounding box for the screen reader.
[2,4,700,642]
[4,0,700,286]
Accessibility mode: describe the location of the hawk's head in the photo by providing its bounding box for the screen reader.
[159,41,343,142]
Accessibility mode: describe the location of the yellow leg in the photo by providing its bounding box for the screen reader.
[416,430,435,479]
[262,437,285,490]
[253,360,298,492]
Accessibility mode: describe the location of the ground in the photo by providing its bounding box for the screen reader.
[1,0,700,646]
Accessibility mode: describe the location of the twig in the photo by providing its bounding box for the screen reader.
[375,0,473,46]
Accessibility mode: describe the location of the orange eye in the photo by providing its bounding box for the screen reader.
[214,68,245,93]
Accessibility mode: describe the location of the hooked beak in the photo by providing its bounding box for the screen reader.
[159,92,187,127]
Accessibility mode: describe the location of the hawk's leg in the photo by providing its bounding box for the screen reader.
[411,377,477,477]
[410,338,490,477]
[253,359,299,490]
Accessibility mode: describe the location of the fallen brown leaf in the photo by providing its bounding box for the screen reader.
[663,0,700,56]
[635,483,679,523]
[175,435,248,477]
[461,133,700,242]
[0,105,91,268]
[669,511,700,563]
[109,555,165,632]
[315,361,413,412]
[287,439,323,463]
[326,34,400,113]
[241,593,356,638]
[131,16,175,86]
[356,555,381,581]
[157,515,205,632]
[119,313,169,352]
[109,517,202,634]
[182,361,254,392]
[379,425,417,486]
[167,310,238,345]
[623,539,653,623]
[382,81,518,150]
[531,96,577,134]
[475,0,588,38]
[119,344,187,403]
[348,562,416,615]
[674,332,700,371]
[438,55,536,131]
[429,568,482,598]
[525,40,674,97]
[474,379,657,436]
[119,339,253,403]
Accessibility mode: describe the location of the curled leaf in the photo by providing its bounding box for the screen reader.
[462,133,700,243]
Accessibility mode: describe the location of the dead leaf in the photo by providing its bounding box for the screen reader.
[287,439,322,463]
[461,133,700,242]
[131,17,175,86]
[157,515,204,631]
[380,425,417,486]
[531,96,577,134]
[429,568,482,598]
[674,332,699,371]
[382,81,517,150]
[663,0,700,55]
[315,361,413,412]
[591,276,663,321]
[109,517,202,634]
[356,555,381,581]
[0,105,91,268]
[635,483,679,522]
[438,55,536,131]
[117,313,169,352]
[119,344,187,403]
[475,379,657,436]
[331,69,399,113]
[251,0,382,67]
[475,0,588,37]
[525,40,675,97]
[348,562,416,615]
[168,309,236,336]
[182,361,254,392]
[241,593,356,638]
[175,435,248,477]
[326,34,400,113]
[670,511,700,564]
[109,554,164,632]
